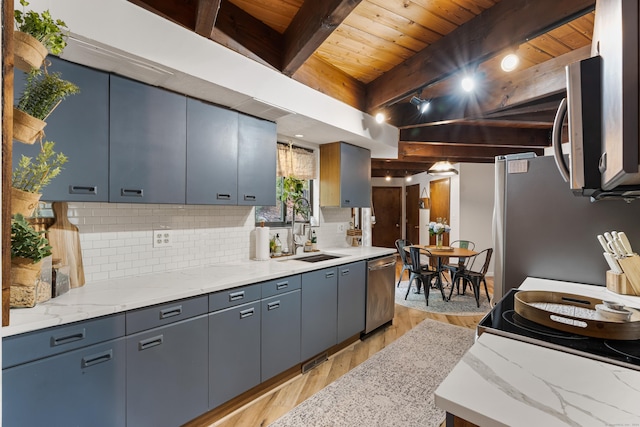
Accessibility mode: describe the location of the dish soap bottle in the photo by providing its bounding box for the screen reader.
[274,233,282,256]
[311,230,317,251]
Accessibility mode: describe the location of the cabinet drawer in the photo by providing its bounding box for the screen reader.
[126,295,208,335]
[3,314,125,369]
[209,284,261,312]
[261,275,301,298]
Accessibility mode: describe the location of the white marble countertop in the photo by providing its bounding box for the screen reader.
[435,277,640,426]
[3,246,395,338]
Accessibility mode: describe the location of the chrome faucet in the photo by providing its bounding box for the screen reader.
[290,197,310,255]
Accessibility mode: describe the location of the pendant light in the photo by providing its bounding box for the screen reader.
[428,161,458,176]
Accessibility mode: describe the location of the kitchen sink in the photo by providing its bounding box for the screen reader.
[280,253,344,263]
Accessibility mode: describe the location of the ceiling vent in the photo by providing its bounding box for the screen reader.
[232,98,296,121]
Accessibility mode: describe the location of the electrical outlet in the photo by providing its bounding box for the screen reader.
[153,229,173,248]
[337,223,345,233]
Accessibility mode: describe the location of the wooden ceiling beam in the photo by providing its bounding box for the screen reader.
[215,1,283,70]
[195,0,221,38]
[128,0,196,28]
[389,45,591,128]
[400,125,550,148]
[365,0,595,111]
[283,0,364,76]
[398,142,544,160]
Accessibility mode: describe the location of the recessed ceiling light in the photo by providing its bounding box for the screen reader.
[375,112,386,123]
[461,76,475,92]
[385,176,391,181]
[501,53,519,72]
[294,134,304,138]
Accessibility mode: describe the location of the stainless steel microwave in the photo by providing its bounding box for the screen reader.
[552,0,640,201]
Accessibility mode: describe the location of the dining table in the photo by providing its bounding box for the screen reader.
[407,245,478,300]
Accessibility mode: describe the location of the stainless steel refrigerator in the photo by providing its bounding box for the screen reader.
[492,154,640,301]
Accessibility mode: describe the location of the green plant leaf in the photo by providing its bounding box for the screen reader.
[11,213,52,262]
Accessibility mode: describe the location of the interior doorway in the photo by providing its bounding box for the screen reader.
[405,184,420,244]
[429,178,451,247]
[372,186,402,248]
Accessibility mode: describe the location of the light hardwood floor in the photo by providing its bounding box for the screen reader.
[196,260,493,427]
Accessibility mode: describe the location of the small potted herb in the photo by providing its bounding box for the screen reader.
[11,140,68,217]
[14,0,69,71]
[10,213,53,307]
[14,68,79,144]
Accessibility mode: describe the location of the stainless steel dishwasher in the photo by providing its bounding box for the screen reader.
[365,254,397,334]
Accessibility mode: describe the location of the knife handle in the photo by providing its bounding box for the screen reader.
[618,232,634,254]
[598,235,612,253]
[604,252,623,274]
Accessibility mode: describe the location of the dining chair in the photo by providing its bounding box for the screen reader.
[450,248,493,307]
[442,240,475,293]
[406,247,441,306]
[395,239,413,287]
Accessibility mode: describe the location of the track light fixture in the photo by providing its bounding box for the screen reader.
[410,96,430,114]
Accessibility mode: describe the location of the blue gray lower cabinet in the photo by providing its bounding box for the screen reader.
[3,337,126,427]
[261,289,301,382]
[209,300,262,409]
[301,267,338,361]
[337,261,367,342]
[126,314,209,427]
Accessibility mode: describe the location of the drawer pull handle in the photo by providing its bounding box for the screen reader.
[344,199,350,204]
[229,291,245,301]
[341,269,350,276]
[160,305,183,319]
[267,301,280,311]
[240,308,255,319]
[325,272,335,279]
[244,195,256,201]
[69,185,97,195]
[121,188,144,197]
[82,350,113,368]
[51,329,86,346]
[216,193,231,200]
[139,335,164,351]
[276,281,289,290]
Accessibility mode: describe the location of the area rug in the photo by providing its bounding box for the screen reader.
[395,280,492,315]
[269,318,475,427]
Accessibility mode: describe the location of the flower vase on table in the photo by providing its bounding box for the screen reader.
[428,218,450,248]
[435,233,444,248]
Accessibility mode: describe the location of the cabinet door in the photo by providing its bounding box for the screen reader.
[186,98,239,204]
[13,57,110,202]
[261,290,301,381]
[126,314,208,427]
[337,261,366,342]
[209,300,261,408]
[3,338,126,427]
[301,267,338,360]
[109,75,186,204]
[237,114,276,206]
[340,143,371,207]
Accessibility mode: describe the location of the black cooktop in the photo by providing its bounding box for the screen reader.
[478,289,640,371]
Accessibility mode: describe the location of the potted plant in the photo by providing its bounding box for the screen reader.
[13,68,79,144]
[281,176,310,219]
[14,0,69,72]
[10,213,53,307]
[11,140,68,217]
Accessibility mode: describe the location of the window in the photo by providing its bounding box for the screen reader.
[255,177,313,226]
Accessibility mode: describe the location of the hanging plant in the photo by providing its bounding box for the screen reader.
[14,0,69,55]
[11,213,52,263]
[16,68,80,121]
[12,140,68,194]
[280,176,310,217]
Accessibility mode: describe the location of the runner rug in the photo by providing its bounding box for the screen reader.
[269,318,475,427]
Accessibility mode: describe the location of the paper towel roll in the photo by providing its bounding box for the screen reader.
[255,226,271,261]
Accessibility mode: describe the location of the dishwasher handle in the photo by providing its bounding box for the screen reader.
[368,261,396,271]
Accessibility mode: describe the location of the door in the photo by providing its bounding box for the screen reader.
[429,179,451,247]
[406,184,420,244]
[372,186,402,248]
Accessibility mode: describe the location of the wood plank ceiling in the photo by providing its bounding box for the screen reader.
[129,0,596,177]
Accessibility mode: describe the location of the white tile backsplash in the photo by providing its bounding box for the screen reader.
[63,202,355,282]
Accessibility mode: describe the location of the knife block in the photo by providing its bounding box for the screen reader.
[616,255,640,295]
[606,270,637,296]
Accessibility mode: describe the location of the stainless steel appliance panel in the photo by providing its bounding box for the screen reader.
[365,255,396,334]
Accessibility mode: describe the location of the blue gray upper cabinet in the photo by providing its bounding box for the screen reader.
[186,98,239,204]
[237,114,277,206]
[109,75,187,204]
[320,142,371,207]
[13,57,110,202]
